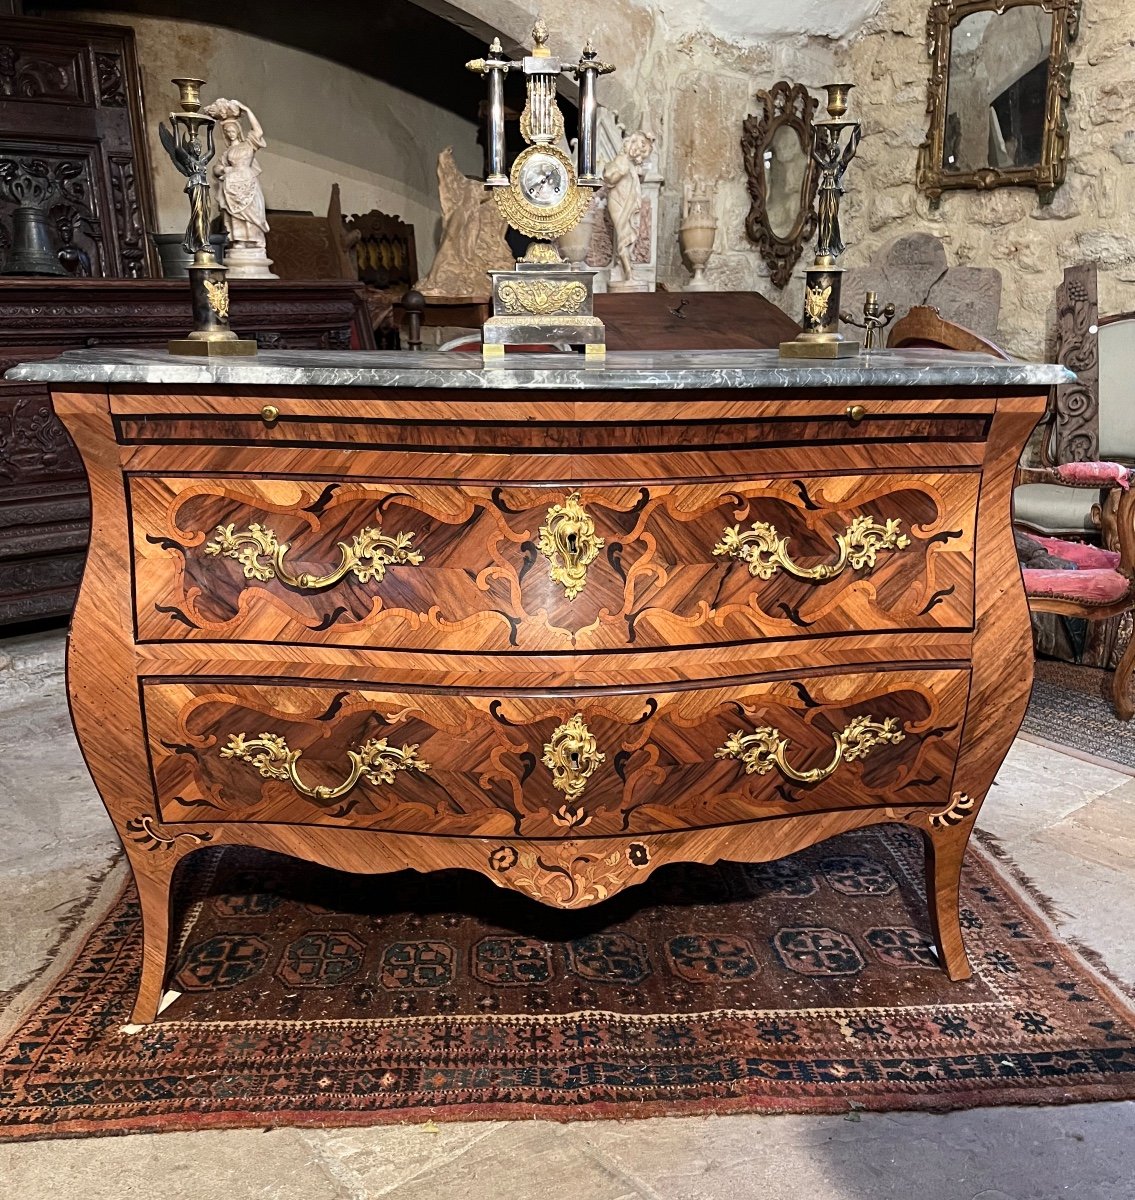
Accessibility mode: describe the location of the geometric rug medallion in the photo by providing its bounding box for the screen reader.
[2,826,1133,1140]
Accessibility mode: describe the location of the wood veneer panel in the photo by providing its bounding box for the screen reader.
[51,378,1048,1021]
[145,667,968,837]
[131,473,977,652]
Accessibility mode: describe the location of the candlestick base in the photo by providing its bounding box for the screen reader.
[779,263,862,360]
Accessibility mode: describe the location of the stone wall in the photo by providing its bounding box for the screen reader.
[841,0,1135,358]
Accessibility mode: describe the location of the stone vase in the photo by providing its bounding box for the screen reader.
[556,201,596,269]
[679,216,716,291]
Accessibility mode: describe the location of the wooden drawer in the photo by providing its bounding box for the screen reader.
[131,474,977,651]
[143,666,968,840]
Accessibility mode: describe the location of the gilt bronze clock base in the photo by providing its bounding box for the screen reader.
[482,254,605,361]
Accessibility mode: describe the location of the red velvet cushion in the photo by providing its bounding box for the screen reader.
[1033,536,1121,570]
[1023,567,1130,605]
[1054,461,1131,490]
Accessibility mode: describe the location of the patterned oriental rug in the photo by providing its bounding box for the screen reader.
[2,826,1134,1140]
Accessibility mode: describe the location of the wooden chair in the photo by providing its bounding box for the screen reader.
[888,304,1011,357]
[344,209,417,290]
[888,304,1135,719]
[265,184,355,282]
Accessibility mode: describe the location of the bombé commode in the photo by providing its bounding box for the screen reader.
[7,345,1070,1022]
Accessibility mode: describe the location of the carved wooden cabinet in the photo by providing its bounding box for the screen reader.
[0,279,373,623]
[0,17,157,279]
[10,347,1067,1022]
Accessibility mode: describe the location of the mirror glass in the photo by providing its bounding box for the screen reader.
[943,7,1053,173]
[763,123,808,240]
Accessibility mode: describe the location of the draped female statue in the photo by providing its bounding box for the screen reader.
[202,97,276,277]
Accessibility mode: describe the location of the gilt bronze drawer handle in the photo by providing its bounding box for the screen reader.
[713,514,910,581]
[715,714,905,785]
[542,713,605,826]
[221,731,429,802]
[537,492,604,600]
[204,519,423,590]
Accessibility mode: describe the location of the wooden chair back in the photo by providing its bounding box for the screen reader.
[888,305,1011,359]
[344,209,418,290]
[265,184,355,282]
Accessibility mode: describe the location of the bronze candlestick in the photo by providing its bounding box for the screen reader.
[840,290,896,351]
[158,77,256,357]
[780,83,863,360]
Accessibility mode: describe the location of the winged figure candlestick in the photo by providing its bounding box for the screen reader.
[466,20,614,359]
[780,83,863,359]
[158,77,256,356]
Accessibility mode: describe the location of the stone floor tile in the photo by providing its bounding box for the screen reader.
[0,1129,343,1200]
[568,1104,1135,1200]
[301,1120,656,1198]
[1034,780,1135,873]
[981,739,1131,846]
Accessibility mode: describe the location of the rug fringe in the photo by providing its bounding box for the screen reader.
[973,828,1135,1004]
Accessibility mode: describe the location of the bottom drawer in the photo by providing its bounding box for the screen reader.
[144,667,968,840]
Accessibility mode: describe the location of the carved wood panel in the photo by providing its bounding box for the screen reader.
[131,474,978,650]
[1048,262,1099,464]
[0,17,157,279]
[144,667,969,839]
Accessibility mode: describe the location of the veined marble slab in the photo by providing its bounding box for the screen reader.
[5,346,1073,390]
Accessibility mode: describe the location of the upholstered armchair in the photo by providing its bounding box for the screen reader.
[1014,463,1134,719]
[890,301,1135,720]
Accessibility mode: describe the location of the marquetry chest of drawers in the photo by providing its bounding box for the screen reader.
[10,346,1068,1022]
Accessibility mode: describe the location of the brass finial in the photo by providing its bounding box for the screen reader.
[532,16,551,56]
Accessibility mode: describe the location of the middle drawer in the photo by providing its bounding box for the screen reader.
[143,665,968,839]
[132,475,977,652]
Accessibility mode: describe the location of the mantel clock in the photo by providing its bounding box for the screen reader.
[467,20,614,359]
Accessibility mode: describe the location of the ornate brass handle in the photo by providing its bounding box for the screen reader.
[542,713,605,827]
[713,514,910,581]
[715,714,905,785]
[221,731,429,802]
[537,492,604,600]
[204,518,423,590]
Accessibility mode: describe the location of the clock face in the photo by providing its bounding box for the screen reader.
[518,153,569,208]
[496,144,587,239]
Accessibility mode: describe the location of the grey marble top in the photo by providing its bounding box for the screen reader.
[5,346,1073,390]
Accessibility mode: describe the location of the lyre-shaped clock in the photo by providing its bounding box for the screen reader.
[467,20,614,360]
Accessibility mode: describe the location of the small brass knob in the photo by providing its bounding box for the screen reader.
[260,404,280,424]
[846,404,866,423]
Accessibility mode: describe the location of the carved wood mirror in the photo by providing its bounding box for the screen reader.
[917,0,1079,204]
[741,82,819,288]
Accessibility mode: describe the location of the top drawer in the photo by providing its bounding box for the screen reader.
[131,472,977,652]
[112,390,994,481]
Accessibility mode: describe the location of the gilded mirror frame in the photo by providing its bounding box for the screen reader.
[741,81,819,288]
[916,0,1080,204]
